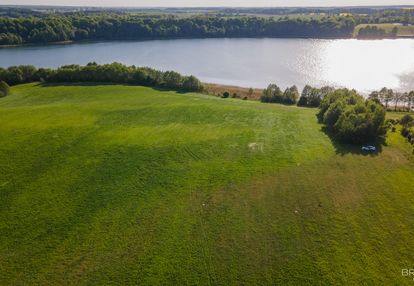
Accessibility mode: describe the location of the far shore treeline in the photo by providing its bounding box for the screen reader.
[0,63,204,92]
[1,8,414,46]
[0,15,355,45]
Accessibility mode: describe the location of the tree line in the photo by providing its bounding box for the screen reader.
[260,83,414,144]
[260,84,335,107]
[261,83,414,112]
[368,87,414,112]
[0,63,204,92]
[1,7,414,45]
[260,84,300,105]
[0,14,357,45]
[356,25,398,39]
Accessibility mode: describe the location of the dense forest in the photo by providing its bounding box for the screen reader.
[0,63,204,92]
[0,14,358,45]
[0,6,414,45]
[1,6,414,45]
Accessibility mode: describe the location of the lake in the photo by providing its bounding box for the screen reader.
[1,38,414,92]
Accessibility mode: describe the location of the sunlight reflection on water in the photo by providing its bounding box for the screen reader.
[0,38,413,93]
[321,39,414,93]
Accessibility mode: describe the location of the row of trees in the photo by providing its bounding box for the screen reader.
[317,89,387,143]
[369,88,414,111]
[261,83,414,113]
[260,84,351,108]
[1,7,414,45]
[356,25,398,39]
[260,84,299,105]
[260,84,339,107]
[0,14,356,45]
[364,9,414,26]
[0,63,204,92]
[297,85,335,107]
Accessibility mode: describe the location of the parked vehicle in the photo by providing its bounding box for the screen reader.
[362,145,376,152]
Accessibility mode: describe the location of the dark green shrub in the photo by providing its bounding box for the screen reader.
[401,127,410,138]
[0,81,10,97]
[182,75,203,92]
[400,114,414,127]
[298,85,335,107]
[386,119,396,125]
[317,89,387,144]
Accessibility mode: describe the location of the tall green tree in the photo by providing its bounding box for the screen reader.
[261,84,283,103]
[379,87,394,109]
[408,91,414,111]
[394,92,404,111]
[282,85,299,105]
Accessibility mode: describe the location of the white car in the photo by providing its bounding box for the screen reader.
[361,145,376,152]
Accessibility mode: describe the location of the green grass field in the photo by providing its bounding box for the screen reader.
[354,23,414,38]
[1,83,414,285]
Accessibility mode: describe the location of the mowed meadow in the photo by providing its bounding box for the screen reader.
[1,83,414,285]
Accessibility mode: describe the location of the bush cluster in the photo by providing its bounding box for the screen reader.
[260,84,299,105]
[369,88,414,112]
[297,85,335,107]
[317,89,387,143]
[399,115,414,149]
[261,84,336,107]
[0,63,204,92]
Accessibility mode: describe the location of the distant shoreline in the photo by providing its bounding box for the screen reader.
[2,35,414,49]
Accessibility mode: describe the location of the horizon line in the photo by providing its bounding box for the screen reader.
[2,4,414,8]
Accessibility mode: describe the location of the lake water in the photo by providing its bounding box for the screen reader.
[1,38,414,93]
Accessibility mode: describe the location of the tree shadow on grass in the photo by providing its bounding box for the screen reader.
[38,82,195,94]
[151,86,195,94]
[321,126,386,157]
[37,82,126,87]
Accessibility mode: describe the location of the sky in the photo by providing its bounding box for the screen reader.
[1,0,413,7]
